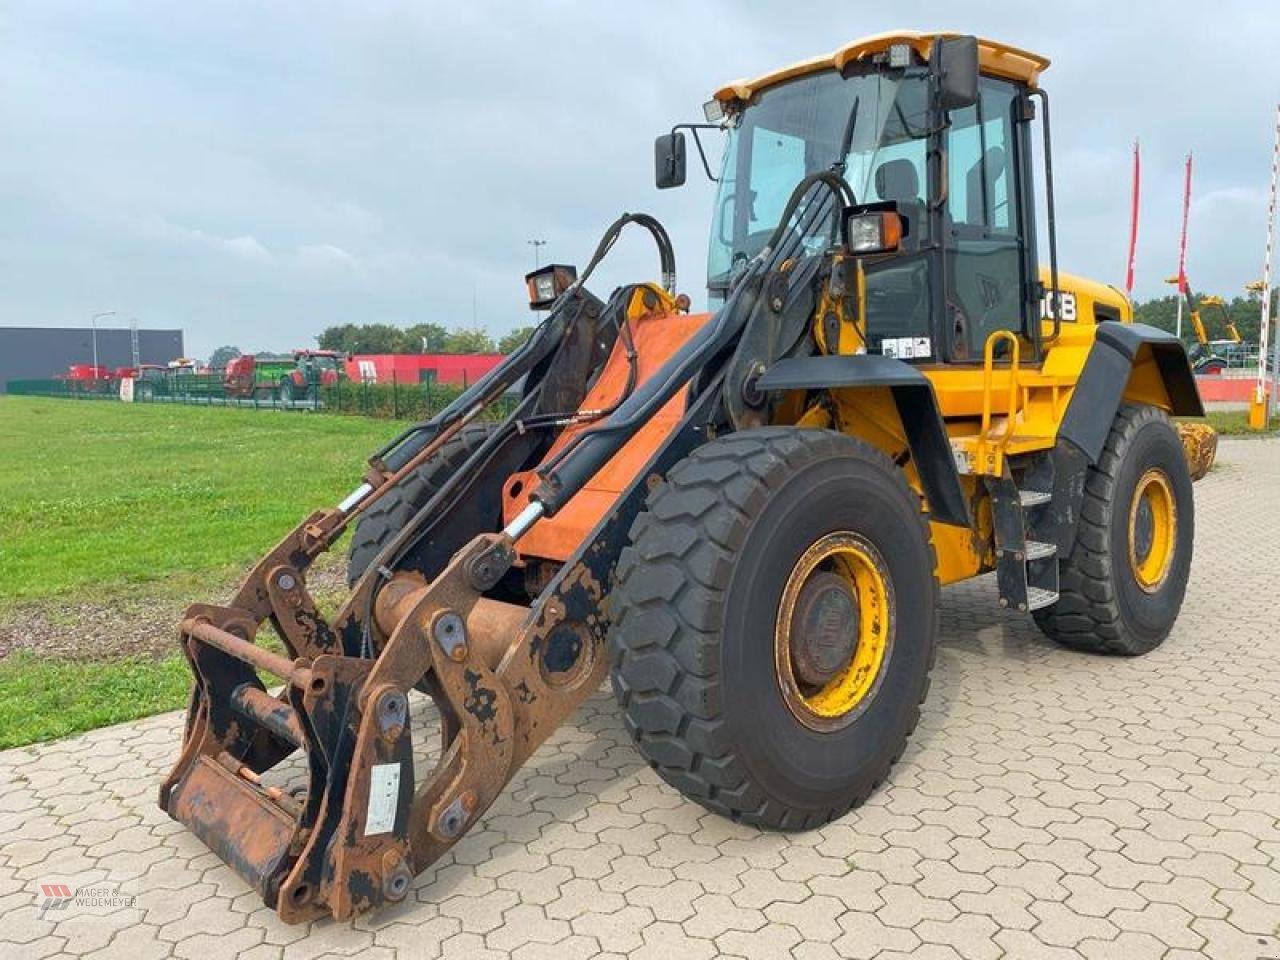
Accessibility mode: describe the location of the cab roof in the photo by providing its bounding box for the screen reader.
[712,31,1049,106]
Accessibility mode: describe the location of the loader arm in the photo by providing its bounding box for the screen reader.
[159,183,837,922]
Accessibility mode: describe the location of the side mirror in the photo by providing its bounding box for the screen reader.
[654,132,687,189]
[937,35,979,111]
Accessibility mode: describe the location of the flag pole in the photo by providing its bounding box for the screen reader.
[1250,103,1280,430]
[1175,153,1193,341]
[1125,139,1140,299]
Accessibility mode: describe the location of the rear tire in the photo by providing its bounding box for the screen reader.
[609,428,938,830]
[1033,403,1193,655]
[345,425,493,585]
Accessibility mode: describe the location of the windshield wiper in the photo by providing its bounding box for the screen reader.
[831,95,860,175]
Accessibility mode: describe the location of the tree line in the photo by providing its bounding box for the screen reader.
[315,323,535,356]
[1132,288,1278,343]
[207,288,1278,368]
[310,291,1277,357]
[201,324,538,368]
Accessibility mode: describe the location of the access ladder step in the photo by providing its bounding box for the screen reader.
[1019,489,1053,507]
[1027,586,1059,611]
[1023,540,1057,561]
[987,475,1060,614]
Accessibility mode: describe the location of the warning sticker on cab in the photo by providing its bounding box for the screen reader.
[880,336,933,360]
[365,762,402,836]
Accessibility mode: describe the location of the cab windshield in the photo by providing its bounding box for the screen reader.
[707,68,930,294]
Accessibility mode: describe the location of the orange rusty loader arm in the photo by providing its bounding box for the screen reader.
[158,190,866,922]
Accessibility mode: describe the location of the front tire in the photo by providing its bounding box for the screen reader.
[1033,403,1194,655]
[609,428,938,830]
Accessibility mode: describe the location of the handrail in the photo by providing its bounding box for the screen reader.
[978,331,1023,471]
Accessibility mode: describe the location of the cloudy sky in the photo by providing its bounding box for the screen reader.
[3,1,1278,358]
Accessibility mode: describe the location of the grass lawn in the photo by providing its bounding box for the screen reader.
[0,652,194,749]
[0,396,401,747]
[0,396,399,607]
[0,397,1270,750]
[1202,409,1279,436]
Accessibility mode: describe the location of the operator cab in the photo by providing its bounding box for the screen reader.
[658,32,1059,368]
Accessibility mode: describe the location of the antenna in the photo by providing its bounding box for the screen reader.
[130,317,140,369]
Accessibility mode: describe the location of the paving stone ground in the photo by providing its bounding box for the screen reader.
[3,436,1279,960]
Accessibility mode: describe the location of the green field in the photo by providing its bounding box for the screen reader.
[0,397,1265,749]
[0,652,195,748]
[0,397,397,607]
[0,397,401,747]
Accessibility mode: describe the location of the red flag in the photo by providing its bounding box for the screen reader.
[1176,153,1193,294]
[1125,139,1140,296]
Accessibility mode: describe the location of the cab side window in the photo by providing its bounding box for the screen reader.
[945,80,1026,360]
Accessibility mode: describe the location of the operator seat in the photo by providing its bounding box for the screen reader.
[873,158,924,241]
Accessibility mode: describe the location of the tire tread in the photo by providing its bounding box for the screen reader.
[1033,403,1188,655]
[610,427,937,829]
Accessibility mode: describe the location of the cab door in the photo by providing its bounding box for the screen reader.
[943,78,1037,362]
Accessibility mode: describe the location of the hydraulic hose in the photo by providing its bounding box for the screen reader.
[760,170,853,256]
[351,213,682,652]
[575,213,677,294]
[510,283,642,433]
[374,276,652,588]
[376,210,672,468]
[531,174,850,514]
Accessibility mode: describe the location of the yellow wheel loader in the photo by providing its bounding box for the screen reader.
[160,32,1205,921]
[1170,277,1244,375]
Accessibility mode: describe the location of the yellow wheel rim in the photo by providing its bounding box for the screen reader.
[774,532,894,732]
[1128,468,1177,592]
